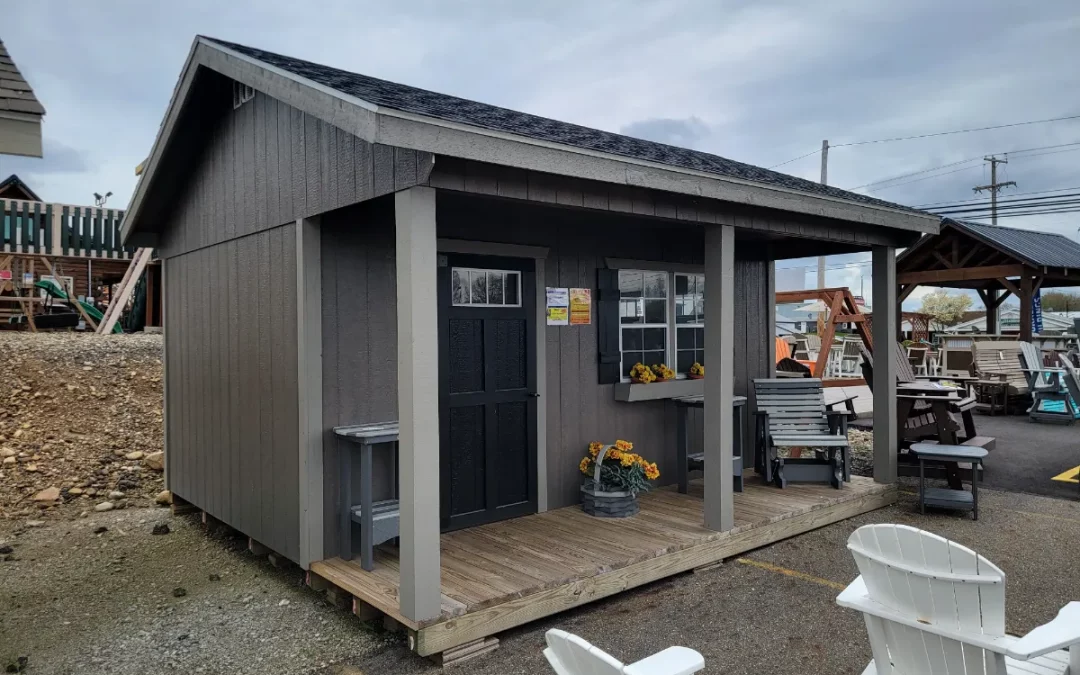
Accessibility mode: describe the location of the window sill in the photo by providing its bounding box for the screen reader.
[613,378,703,402]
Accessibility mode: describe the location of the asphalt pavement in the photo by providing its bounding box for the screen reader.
[974,413,1080,500]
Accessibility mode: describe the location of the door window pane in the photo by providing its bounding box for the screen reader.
[505,273,520,305]
[471,270,487,304]
[452,269,469,305]
[488,272,505,305]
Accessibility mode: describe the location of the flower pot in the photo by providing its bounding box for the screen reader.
[580,484,639,518]
[653,377,669,383]
[687,374,703,380]
[630,377,651,384]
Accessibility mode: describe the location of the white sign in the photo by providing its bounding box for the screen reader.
[546,287,569,326]
[22,272,34,286]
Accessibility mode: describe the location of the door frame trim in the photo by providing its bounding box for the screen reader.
[437,240,550,514]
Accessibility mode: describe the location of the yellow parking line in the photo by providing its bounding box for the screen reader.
[1051,466,1080,484]
[736,558,847,591]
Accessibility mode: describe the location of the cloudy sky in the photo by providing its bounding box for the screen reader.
[3,0,1079,307]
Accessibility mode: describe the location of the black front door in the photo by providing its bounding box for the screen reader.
[438,254,538,531]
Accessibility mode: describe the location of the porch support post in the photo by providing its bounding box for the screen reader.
[394,186,442,622]
[767,260,777,376]
[703,224,734,531]
[872,245,898,483]
[1019,274,1033,342]
[985,289,998,334]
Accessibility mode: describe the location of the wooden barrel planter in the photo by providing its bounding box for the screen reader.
[580,444,640,518]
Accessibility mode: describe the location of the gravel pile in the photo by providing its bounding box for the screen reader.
[0,332,165,521]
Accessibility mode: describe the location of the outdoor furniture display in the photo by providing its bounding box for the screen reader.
[1018,341,1075,424]
[862,342,980,446]
[333,422,400,571]
[1062,359,1080,418]
[543,628,705,675]
[839,339,863,376]
[907,345,930,376]
[775,336,813,377]
[838,524,1080,675]
[753,378,850,489]
[825,390,860,421]
[911,442,987,519]
[972,340,1029,415]
[674,395,746,493]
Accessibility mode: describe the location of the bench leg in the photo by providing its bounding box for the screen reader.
[360,445,374,571]
[340,449,352,561]
[676,405,689,494]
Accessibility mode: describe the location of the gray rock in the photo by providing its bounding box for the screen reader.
[95,502,114,512]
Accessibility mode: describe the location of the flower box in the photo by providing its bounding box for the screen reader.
[580,484,639,518]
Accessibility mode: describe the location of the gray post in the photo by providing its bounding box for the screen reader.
[395,186,442,622]
[703,224,735,531]
[872,246,898,483]
[295,217,324,569]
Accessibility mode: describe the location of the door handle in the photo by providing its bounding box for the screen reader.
[527,392,540,398]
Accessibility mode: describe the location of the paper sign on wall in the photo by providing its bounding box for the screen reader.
[0,270,11,281]
[546,287,569,326]
[22,273,34,285]
[569,288,592,325]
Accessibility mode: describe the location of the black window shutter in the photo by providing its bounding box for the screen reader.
[596,268,621,384]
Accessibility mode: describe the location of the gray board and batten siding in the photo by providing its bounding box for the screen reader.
[158,76,430,563]
[315,191,772,560]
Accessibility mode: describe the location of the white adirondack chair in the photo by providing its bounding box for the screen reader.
[837,524,1080,674]
[543,629,704,675]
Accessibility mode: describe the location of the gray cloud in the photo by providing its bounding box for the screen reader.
[620,117,711,148]
[0,138,88,176]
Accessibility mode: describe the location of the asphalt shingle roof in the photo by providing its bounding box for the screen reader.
[0,39,45,117]
[950,218,1080,270]
[205,37,924,216]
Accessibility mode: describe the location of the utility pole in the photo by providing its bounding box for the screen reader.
[973,155,1016,225]
[973,156,1017,334]
[816,140,829,334]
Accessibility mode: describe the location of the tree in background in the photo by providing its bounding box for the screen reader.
[919,289,973,327]
[1038,290,1080,312]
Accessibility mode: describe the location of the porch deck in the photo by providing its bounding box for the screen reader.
[310,473,895,657]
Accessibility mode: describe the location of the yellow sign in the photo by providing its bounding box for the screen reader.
[1051,466,1080,484]
[569,288,591,325]
[547,307,568,324]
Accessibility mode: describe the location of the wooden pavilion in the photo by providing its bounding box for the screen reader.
[896,218,1080,341]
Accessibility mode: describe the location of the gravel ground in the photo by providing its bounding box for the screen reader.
[0,508,396,675]
[3,488,1078,675]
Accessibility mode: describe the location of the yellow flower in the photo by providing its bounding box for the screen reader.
[589,441,604,457]
[620,454,635,467]
[645,463,660,480]
[615,439,633,452]
[607,448,622,462]
[579,457,591,474]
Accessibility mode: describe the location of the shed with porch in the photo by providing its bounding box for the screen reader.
[122,37,938,659]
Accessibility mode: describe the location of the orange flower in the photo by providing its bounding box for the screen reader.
[579,457,592,474]
[644,463,660,480]
[620,453,635,467]
[615,439,634,452]
[589,441,604,457]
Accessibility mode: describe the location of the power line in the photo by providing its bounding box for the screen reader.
[832,113,1080,147]
[934,192,1080,212]
[938,198,1080,216]
[768,148,821,169]
[913,185,1080,208]
[849,141,1080,191]
[862,165,983,193]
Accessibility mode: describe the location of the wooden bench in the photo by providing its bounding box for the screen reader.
[333,422,400,571]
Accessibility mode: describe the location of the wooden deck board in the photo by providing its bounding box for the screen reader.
[310,474,895,656]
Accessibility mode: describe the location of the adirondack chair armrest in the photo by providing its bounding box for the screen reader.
[1005,602,1080,662]
[825,409,848,435]
[623,646,705,675]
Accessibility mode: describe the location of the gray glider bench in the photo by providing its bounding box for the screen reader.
[333,422,400,571]
[754,378,850,489]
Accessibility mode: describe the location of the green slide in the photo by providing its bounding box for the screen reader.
[35,279,123,334]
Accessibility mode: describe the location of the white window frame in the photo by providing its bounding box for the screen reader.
[616,269,707,382]
[673,272,706,376]
[451,267,522,307]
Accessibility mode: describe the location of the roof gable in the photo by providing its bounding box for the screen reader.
[951,219,1080,270]
[0,39,45,117]
[0,173,41,201]
[205,38,922,218]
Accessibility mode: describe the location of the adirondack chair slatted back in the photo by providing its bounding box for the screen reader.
[754,379,829,437]
[848,524,1007,675]
[544,630,624,675]
[1062,359,1080,407]
[775,336,792,362]
[972,341,1029,395]
[1018,341,1043,390]
[891,341,918,384]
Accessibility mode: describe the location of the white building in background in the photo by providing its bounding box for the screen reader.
[946,308,1078,334]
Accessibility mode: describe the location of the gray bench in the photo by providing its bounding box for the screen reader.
[911,443,987,520]
[333,422,400,571]
[753,378,849,489]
